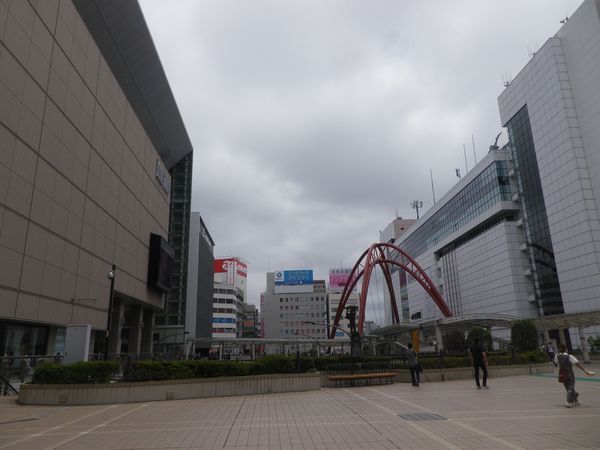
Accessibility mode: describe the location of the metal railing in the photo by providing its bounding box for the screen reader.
[0,375,19,396]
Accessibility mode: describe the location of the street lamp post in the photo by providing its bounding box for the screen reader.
[294,332,321,358]
[344,306,362,358]
[104,264,116,361]
[302,320,354,356]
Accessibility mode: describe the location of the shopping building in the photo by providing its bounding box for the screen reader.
[0,0,193,358]
[392,0,600,346]
[393,148,527,326]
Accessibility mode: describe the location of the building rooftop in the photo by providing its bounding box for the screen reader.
[74,0,193,169]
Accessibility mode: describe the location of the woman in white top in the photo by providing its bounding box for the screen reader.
[553,343,594,407]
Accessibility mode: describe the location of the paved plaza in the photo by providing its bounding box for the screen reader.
[0,367,599,449]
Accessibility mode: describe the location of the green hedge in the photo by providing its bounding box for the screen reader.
[31,352,548,384]
[129,355,297,382]
[31,361,120,384]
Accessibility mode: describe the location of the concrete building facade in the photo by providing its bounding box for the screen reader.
[0,0,192,358]
[212,284,243,339]
[391,0,600,346]
[261,271,327,344]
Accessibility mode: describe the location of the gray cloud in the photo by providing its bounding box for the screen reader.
[140,0,576,317]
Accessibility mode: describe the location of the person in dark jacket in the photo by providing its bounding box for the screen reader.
[554,343,594,407]
[469,339,488,389]
[406,342,420,387]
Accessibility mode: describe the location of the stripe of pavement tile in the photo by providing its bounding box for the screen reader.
[327,388,459,450]
[364,388,526,450]
[44,402,150,449]
[0,404,121,449]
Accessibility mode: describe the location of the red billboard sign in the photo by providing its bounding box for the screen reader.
[214,258,247,277]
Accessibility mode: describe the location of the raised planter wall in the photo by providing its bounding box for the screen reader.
[19,372,321,406]
[320,363,554,386]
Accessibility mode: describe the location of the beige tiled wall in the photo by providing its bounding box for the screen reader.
[0,0,171,330]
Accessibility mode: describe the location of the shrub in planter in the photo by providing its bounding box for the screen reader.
[31,361,120,384]
[250,355,296,374]
[129,361,196,382]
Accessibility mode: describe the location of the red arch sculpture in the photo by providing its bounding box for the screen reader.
[330,243,452,338]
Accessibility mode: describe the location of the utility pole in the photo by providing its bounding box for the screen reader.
[410,199,423,219]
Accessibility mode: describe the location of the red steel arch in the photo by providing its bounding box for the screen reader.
[330,243,452,338]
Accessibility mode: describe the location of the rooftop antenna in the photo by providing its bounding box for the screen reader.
[455,168,461,179]
[410,199,423,219]
[527,42,539,58]
[472,134,477,165]
[395,207,399,218]
[489,132,502,152]
[502,73,512,88]
[560,16,569,24]
[463,144,469,173]
[430,168,436,204]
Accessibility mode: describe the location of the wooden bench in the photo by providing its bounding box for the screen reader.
[328,372,397,387]
[326,362,397,387]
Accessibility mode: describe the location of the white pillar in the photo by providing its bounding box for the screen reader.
[578,326,590,364]
[558,328,567,346]
[435,325,443,352]
[543,329,550,345]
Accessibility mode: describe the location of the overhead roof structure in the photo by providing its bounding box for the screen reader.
[74,0,193,169]
[370,311,600,338]
[530,310,600,330]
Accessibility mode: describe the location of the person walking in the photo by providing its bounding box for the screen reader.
[469,338,488,389]
[554,343,594,407]
[406,342,420,387]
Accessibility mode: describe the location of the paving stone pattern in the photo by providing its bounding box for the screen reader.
[0,367,599,449]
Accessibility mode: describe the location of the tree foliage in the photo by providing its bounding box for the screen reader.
[443,330,467,352]
[511,319,538,352]
[466,326,493,351]
[588,336,600,353]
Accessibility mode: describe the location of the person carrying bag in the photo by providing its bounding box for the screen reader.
[554,343,595,407]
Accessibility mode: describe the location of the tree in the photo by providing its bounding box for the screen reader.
[511,319,538,352]
[466,327,493,351]
[444,330,467,352]
[588,336,600,353]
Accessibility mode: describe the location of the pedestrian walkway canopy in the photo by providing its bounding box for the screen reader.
[530,310,600,331]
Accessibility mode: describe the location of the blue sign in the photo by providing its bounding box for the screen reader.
[274,270,313,286]
[213,317,236,324]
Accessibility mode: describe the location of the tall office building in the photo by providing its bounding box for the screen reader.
[211,257,247,339]
[184,212,214,356]
[153,153,193,353]
[392,0,600,345]
[394,147,527,326]
[0,0,193,357]
[498,0,600,318]
[261,270,328,344]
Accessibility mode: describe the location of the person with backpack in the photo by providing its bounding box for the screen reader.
[406,342,420,387]
[554,343,594,407]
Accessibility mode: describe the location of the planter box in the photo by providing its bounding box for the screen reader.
[19,372,321,406]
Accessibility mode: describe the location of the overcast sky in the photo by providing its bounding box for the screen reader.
[139,0,576,323]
